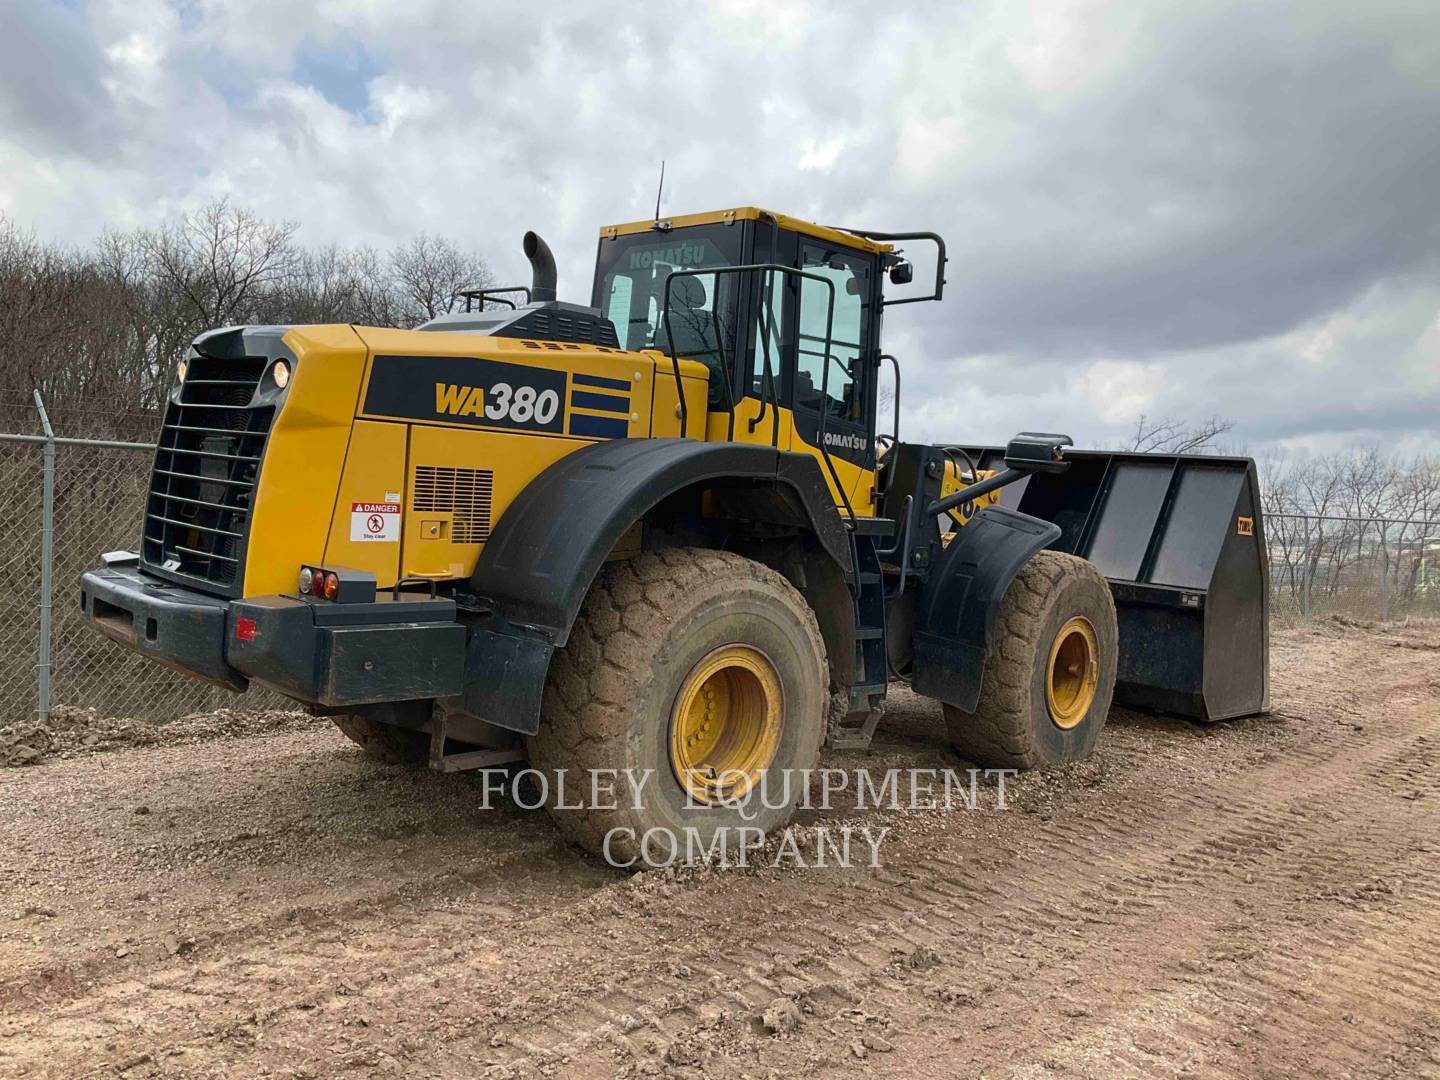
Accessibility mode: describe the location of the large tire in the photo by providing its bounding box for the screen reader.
[528,547,828,863]
[332,714,429,764]
[944,550,1117,770]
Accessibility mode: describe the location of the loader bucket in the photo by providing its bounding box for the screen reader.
[959,448,1269,721]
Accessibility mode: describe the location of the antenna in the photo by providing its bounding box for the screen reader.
[654,160,665,222]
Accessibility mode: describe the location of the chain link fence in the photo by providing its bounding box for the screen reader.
[4,402,1438,724]
[1267,512,1440,624]
[1,408,290,727]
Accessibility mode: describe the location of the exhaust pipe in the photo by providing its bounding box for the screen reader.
[523,231,558,303]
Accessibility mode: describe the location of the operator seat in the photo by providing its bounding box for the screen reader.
[655,275,727,390]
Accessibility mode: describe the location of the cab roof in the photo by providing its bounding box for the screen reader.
[599,207,894,256]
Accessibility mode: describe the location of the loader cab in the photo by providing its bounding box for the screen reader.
[591,208,889,478]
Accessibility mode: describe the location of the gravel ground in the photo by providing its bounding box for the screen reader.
[1,618,1437,1078]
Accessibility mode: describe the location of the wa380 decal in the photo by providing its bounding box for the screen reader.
[363,354,568,434]
[434,382,561,425]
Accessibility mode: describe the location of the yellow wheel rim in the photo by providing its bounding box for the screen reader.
[668,645,783,804]
[1046,616,1099,730]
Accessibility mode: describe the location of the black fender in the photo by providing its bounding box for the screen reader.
[459,438,854,735]
[910,506,1062,713]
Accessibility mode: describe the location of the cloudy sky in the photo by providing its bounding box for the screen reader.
[3,0,1438,455]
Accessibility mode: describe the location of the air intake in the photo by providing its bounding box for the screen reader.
[413,466,494,544]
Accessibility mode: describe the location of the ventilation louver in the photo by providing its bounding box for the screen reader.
[412,466,494,544]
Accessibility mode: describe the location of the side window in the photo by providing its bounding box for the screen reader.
[795,247,870,424]
[603,276,636,348]
[752,272,784,395]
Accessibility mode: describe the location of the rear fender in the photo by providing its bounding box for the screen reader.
[462,438,854,734]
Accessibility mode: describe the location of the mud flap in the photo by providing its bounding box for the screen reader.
[910,507,1061,713]
[445,627,554,736]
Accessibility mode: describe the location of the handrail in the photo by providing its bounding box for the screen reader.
[880,353,900,445]
[705,304,738,442]
[827,228,947,307]
[663,262,819,436]
[748,274,781,444]
[877,495,914,602]
[458,285,532,313]
[659,262,855,528]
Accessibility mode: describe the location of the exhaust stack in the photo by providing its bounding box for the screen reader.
[523,231,558,303]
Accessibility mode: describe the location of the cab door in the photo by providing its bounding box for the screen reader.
[788,242,880,514]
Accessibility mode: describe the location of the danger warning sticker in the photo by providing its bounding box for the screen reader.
[351,501,400,542]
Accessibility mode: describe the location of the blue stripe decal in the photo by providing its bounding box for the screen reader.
[570,390,631,414]
[569,413,630,439]
[573,372,633,392]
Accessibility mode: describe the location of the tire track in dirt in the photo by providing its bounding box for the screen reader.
[1,624,1435,1078]
[21,658,1427,1076]
[370,660,1429,1074]
[533,713,1438,1078]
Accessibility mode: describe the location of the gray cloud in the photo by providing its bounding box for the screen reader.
[1,0,1436,456]
[0,0,113,156]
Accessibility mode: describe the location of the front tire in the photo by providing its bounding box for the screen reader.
[944,550,1117,770]
[528,547,828,863]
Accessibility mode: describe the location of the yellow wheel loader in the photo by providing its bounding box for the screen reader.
[80,207,1269,858]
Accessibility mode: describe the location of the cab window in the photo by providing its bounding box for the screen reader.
[795,245,871,424]
[593,227,743,403]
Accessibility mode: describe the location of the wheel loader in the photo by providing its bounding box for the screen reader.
[79,207,1269,859]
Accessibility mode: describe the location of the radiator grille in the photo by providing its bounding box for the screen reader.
[413,465,494,544]
[141,355,274,594]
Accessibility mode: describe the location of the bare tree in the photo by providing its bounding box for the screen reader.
[1124,414,1234,454]
[0,203,493,438]
[388,233,492,327]
[139,199,299,330]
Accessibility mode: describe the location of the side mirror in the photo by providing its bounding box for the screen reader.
[1003,432,1073,475]
[889,260,914,286]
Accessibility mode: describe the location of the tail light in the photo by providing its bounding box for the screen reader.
[299,565,335,597]
[297,564,377,604]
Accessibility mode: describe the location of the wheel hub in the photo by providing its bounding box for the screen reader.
[1046,616,1099,730]
[669,645,783,804]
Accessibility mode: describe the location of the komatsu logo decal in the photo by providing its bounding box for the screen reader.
[363,354,566,434]
[823,430,869,452]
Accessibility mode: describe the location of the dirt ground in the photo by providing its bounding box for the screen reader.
[1,618,1438,1079]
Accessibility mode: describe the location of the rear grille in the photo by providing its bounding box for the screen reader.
[141,356,274,594]
[413,465,494,544]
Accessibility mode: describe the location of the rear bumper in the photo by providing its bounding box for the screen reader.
[81,565,245,690]
[79,566,466,707]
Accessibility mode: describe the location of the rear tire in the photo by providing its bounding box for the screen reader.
[528,547,828,864]
[944,550,1117,770]
[332,714,429,764]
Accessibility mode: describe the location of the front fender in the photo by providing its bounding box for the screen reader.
[910,506,1061,713]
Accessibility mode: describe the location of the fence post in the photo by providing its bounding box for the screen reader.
[34,390,55,723]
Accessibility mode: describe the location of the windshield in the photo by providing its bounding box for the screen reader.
[592,226,744,399]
